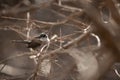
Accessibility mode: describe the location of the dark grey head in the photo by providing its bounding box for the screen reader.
[36,33,49,42]
[39,33,48,38]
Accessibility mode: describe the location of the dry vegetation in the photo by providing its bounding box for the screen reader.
[0,0,120,80]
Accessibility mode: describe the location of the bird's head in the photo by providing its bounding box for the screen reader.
[36,33,50,42]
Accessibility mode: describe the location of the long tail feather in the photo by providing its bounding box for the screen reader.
[12,40,31,44]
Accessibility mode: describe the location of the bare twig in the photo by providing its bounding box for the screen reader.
[0,2,52,16]
[51,10,87,29]
[0,64,6,72]
[1,16,68,26]
[26,12,32,40]
[1,9,84,28]
[59,27,63,48]
[53,3,83,12]
[114,68,120,77]
[91,33,101,47]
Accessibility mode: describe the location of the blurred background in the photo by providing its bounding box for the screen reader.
[0,0,120,80]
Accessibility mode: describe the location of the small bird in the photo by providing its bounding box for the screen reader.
[13,33,50,50]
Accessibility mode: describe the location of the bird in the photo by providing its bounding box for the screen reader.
[12,33,50,50]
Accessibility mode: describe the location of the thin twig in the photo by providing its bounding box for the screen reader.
[0,64,6,72]
[51,10,87,28]
[0,3,50,16]
[26,12,31,40]
[91,33,101,47]
[53,3,83,12]
[59,27,62,48]
[1,16,68,26]
[114,68,120,77]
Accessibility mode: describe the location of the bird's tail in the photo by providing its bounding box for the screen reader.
[12,40,31,44]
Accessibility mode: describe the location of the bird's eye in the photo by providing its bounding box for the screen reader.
[41,34,46,37]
